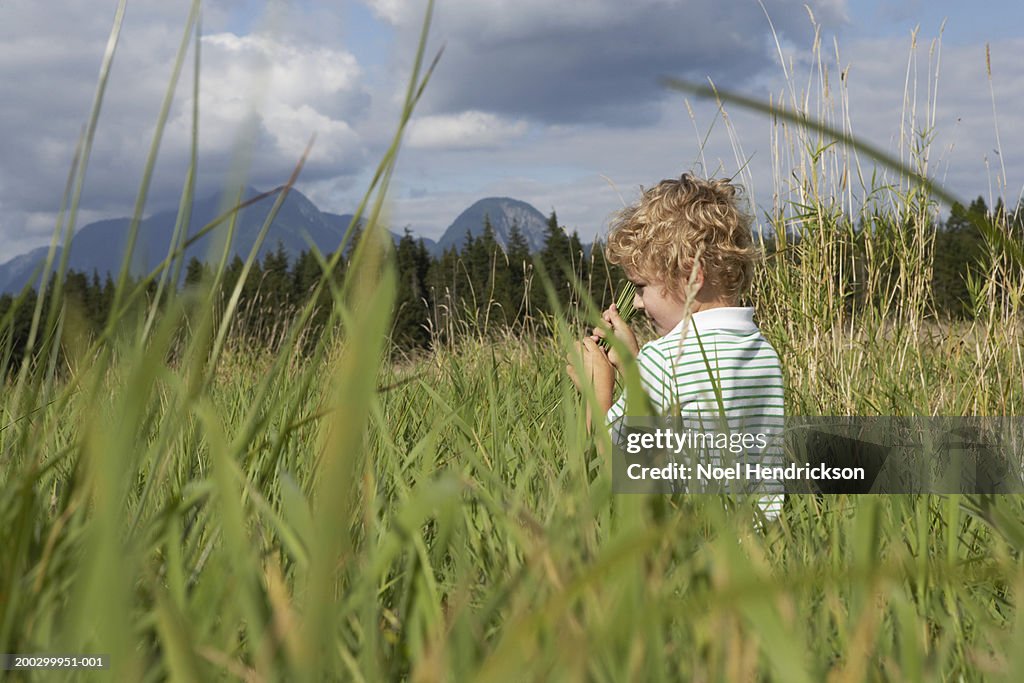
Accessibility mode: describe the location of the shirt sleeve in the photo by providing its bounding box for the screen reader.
[606,342,673,429]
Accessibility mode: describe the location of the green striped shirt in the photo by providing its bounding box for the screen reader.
[607,307,785,516]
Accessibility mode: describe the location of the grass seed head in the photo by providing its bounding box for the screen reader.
[597,280,636,349]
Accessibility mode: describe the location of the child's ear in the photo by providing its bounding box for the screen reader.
[685,254,705,287]
[693,261,705,286]
[685,261,705,290]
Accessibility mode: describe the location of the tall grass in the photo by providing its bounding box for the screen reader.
[2,5,1024,682]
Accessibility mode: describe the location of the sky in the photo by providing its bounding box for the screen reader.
[2,0,1023,263]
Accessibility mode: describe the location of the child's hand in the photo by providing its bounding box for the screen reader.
[566,337,615,431]
[590,303,640,371]
[566,337,614,403]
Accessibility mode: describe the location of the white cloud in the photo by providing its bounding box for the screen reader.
[0,2,374,262]
[837,35,1024,204]
[407,111,527,149]
[198,33,364,114]
[179,33,367,164]
[364,0,408,24]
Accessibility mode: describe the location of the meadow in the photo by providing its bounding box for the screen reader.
[3,4,1024,681]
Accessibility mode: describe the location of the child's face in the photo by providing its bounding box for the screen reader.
[629,276,688,336]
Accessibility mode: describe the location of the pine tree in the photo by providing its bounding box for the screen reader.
[506,221,531,323]
[475,215,513,326]
[568,229,587,285]
[101,273,116,315]
[184,257,207,288]
[345,224,365,263]
[89,270,106,327]
[933,196,989,318]
[63,270,89,319]
[391,229,431,348]
[427,247,459,343]
[533,210,572,315]
[456,229,478,317]
[261,242,291,313]
[222,256,245,303]
[467,220,493,289]
[415,239,432,302]
[292,249,321,303]
[2,288,39,373]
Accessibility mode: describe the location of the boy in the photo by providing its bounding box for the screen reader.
[567,174,785,517]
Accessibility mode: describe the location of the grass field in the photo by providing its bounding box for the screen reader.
[4,3,1024,681]
[3,309,1024,681]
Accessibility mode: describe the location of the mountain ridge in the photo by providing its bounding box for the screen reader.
[436,197,550,254]
[0,190,556,294]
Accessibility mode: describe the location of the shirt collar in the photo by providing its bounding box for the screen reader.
[665,306,757,337]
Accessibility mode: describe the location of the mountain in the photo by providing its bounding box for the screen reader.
[0,188,366,294]
[436,197,549,254]
[0,192,546,294]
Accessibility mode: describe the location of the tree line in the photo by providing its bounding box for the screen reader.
[0,211,624,369]
[0,199,1018,372]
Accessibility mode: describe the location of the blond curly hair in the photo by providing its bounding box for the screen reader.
[605,174,755,301]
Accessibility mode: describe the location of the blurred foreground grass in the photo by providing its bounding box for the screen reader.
[3,320,1024,681]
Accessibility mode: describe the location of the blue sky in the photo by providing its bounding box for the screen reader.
[844,0,1024,43]
[1,0,1023,263]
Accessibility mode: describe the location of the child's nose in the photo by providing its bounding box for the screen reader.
[632,292,644,309]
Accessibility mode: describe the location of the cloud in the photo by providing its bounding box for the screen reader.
[3,0,1022,275]
[368,0,848,125]
[407,111,528,149]
[808,35,1022,207]
[380,27,1024,250]
[0,1,373,262]
[811,34,1024,204]
[365,0,406,24]
[177,32,368,170]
